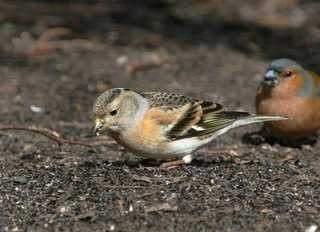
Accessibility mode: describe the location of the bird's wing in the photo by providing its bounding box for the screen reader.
[142,91,287,140]
[142,92,198,109]
[142,92,202,134]
[142,91,245,140]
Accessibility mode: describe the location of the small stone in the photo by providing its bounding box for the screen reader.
[109,224,115,231]
[305,224,318,232]
[30,105,44,113]
[58,206,70,214]
[116,55,128,66]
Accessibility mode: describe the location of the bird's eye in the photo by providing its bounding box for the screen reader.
[110,109,118,116]
[284,70,292,77]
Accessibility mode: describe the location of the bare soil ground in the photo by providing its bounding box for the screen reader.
[0,1,320,231]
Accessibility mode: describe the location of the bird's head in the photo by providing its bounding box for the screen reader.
[263,58,304,87]
[260,58,315,98]
[93,88,148,136]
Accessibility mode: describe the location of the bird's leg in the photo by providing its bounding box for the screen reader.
[160,154,193,170]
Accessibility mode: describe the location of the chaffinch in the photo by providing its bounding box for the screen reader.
[256,58,320,139]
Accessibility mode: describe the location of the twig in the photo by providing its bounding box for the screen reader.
[24,38,104,59]
[125,52,170,75]
[0,124,115,148]
[12,27,104,59]
[0,84,17,93]
[38,27,74,42]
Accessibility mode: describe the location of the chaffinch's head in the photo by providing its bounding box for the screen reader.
[263,58,304,86]
[261,58,316,98]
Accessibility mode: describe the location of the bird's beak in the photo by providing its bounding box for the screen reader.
[263,69,278,86]
[93,118,104,136]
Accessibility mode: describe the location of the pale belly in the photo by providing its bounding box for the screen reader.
[111,133,212,160]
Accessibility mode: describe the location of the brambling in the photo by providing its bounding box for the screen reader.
[93,88,286,168]
[256,58,320,139]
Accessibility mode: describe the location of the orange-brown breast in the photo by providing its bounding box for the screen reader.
[122,107,185,153]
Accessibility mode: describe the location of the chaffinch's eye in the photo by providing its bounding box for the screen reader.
[110,109,118,116]
[284,70,292,77]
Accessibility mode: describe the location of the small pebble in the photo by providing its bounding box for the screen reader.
[305,224,318,232]
[30,105,44,113]
[116,55,128,66]
[109,224,115,231]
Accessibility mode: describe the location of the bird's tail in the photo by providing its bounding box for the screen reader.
[211,112,287,137]
[226,111,287,126]
[171,105,287,139]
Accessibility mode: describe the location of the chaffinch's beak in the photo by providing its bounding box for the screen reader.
[263,69,278,86]
[93,118,104,136]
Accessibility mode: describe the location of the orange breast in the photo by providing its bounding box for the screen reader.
[256,89,320,138]
[118,108,183,155]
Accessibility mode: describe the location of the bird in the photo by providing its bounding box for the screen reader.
[93,88,286,168]
[256,58,320,139]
